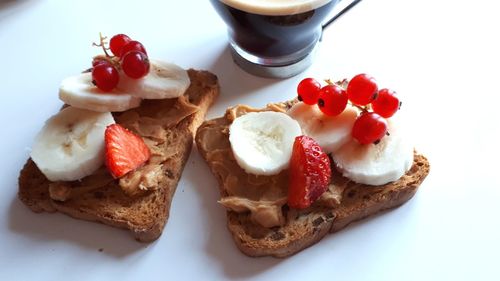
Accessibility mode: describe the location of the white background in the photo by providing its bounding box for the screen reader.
[1,0,499,280]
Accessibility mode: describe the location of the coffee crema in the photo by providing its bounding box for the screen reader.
[220,0,332,16]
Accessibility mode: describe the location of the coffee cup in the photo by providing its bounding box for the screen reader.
[210,0,339,78]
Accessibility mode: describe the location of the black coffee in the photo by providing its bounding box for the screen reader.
[211,0,337,59]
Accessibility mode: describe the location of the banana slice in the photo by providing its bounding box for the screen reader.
[332,117,414,186]
[59,61,190,112]
[229,111,302,176]
[116,60,190,99]
[30,106,115,181]
[288,102,358,154]
[59,72,142,112]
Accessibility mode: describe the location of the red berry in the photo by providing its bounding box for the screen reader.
[297,78,321,105]
[109,34,132,57]
[91,63,119,91]
[121,51,150,79]
[92,58,110,67]
[105,124,151,178]
[317,84,348,116]
[352,112,388,144]
[372,88,400,118]
[347,74,378,106]
[120,40,147,58]
[288,136,331,209]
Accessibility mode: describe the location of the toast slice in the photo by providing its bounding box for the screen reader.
[195,101,430,257]
[18,69,219,242]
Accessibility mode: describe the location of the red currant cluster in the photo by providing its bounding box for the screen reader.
[297,73,401,145]
[91,33,150,92]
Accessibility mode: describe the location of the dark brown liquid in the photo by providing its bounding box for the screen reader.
[211,0,337,58]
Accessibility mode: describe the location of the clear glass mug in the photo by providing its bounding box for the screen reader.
[210,0,340,78]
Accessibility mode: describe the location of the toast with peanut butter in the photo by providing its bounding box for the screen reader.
[195,101,430,257]
[18,69,219,242]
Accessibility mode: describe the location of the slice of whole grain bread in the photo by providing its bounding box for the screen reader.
[18,69,219,242]
[195,102,430,257]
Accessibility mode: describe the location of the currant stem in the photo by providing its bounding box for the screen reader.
[347,102,370,113]
[92,32,111,57]
[323,77,374,113]
[325,78,349,88]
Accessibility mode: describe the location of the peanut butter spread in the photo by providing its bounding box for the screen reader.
[197,102,347,228]
[49,95,200,201]
[116,95,199,196]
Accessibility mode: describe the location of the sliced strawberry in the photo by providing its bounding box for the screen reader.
[288,135,331,209]
[105,124,151,178]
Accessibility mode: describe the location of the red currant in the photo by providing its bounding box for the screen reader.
[317,84,348,116]
[92,58,110,67]
[352,112,388,144]
[92,63,119,92]
[120,40,147,58]
[109,34,132,57]
[297,78,321,105]
[372,88,400,118]
[347,74,378,106]
[122,51,150,79]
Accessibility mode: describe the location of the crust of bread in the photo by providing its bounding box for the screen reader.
[18,69,219,242]
[227,154,429,257]
[195,107,430,258]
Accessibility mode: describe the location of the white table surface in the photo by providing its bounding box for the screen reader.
[1,0,499,280]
